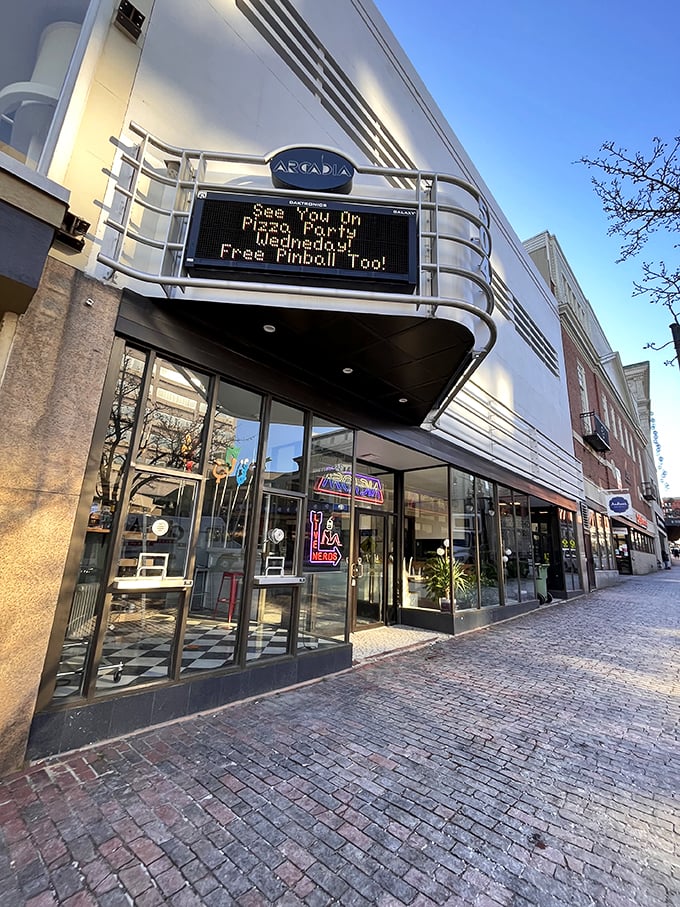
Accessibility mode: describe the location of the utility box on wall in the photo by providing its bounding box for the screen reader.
[115,1,145,41]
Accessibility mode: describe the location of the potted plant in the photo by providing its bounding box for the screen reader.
[422,550,472,611]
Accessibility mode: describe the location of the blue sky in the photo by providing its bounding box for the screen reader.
[375,0,680,496]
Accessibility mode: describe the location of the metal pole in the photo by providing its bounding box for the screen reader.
[670,322,680,366]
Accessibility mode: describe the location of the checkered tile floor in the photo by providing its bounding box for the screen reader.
[53,614,338,700]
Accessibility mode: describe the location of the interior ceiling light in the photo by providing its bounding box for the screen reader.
[398,397,408,403]
[342,367,353,374]
[263,324,276,333]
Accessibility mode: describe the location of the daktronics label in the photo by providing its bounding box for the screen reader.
[184,192,418,289]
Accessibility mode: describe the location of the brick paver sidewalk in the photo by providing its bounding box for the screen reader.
[1,573,678,906]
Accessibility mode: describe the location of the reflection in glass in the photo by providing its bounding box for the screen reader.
[449,468,478,609]
[240,492,302,662]
[114,473,197,580]
[187,381,262,660]
[256,493,299,576]
[265,400,304,492]
[476,478,500,607]
[559,508,582,592]
[499,486,519,603]
[136,357,209,471]
[591,511,615,571]
[247,586,293,661]
[99,347,146,511]
[354,462,393,511]
[299,419,353,645]
[403,467,449,611]
[355,512,386,625]
[51,346,147,703]
[514,494,534,601]
[94,590,181,695]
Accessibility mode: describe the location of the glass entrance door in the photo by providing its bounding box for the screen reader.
[352,511,392,629]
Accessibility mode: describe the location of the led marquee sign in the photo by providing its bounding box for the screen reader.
[184,192,418,289]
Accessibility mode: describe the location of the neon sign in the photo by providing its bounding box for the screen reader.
[308,510,343,567]
[314,469,384,504]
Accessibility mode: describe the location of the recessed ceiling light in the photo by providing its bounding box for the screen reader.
[263,324,276,333]
[398,397,408,403]
[342,367,353,375]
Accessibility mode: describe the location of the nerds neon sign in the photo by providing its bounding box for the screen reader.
[308,510,343,567]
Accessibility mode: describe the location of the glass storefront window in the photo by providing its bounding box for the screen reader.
[499,486,520,604]
[48,353,357,707]
[91,472,198,696]
[514,494,534,602]
[594,513,606,570]
[98,347,146,513]
[185,381,262,668]
[499,489,534,604]
[596,513,615,570]
[95,589,182,695]
[264,401,304,493]
[114,473,197,579]
[449,468,477,609]
[242,491,303,663]
[182,382,262,673]
[403,467,449,611]
[255,493,300,577]
[591,512,615,571]
[247,586,295,661]
[603,516,614,568]
[136,357,209,471]
[51,345,147,703]
[354,463,394,512]
[559,508,582,592]
[300,419,353,644]
[476,478,500,608]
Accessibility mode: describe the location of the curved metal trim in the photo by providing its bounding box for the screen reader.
[98,253,495,342]
[98,123,498,418]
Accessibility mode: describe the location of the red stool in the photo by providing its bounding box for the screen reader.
[214,571,243,621]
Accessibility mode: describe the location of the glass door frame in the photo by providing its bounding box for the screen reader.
[349,508,395,632]
[80,347,215,697]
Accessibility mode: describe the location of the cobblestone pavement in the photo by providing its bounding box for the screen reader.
[1,572,678,906]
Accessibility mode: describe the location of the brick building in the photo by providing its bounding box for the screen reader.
[525,232,661,584]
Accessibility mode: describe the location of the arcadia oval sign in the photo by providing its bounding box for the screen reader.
[270,147,354,193]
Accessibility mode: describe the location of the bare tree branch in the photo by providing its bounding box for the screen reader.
[633,261,680,320]
[579,135,680,356]
[579,136,680,261]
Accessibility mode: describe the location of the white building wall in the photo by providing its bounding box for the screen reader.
[57,0,581,499]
